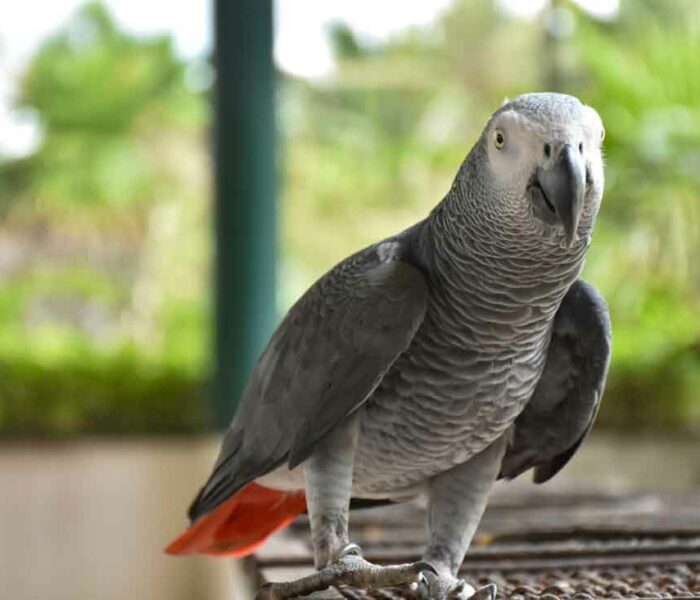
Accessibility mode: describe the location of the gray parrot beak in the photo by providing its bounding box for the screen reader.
[537,143,585,247]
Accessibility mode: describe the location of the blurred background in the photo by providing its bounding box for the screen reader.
[1,0,700,598]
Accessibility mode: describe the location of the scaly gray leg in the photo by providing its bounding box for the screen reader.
[418,435,508,600]
[257,413,435,599]
[305,411,360,568]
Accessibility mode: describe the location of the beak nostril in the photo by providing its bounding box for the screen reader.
[544,143,552,158]
[578,142,584,154]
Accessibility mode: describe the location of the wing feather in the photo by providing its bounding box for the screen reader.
[189,244,428,520]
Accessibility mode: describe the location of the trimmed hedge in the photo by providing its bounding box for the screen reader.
[0,354,207,435]
[2,345,700,436]
[598,344,700,434]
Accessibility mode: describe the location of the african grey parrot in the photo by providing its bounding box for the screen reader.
[167,93,611,599]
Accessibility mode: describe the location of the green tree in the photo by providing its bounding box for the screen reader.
[4,1,204,213]
[0,2,210,435]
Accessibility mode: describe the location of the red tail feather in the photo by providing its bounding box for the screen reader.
[165,483,306,557]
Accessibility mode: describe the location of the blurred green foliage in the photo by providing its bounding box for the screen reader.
[0,2,210,434]
[0,352,205,435]
[15,2,204,211]
[571,1,700,430]
[1,0,700,434]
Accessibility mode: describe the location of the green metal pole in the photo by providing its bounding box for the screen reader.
[212,0,277,428]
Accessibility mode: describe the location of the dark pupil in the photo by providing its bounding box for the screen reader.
[497,133,504,144]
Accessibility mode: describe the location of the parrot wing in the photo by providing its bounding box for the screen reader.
[499,279,611,483]
[189,244,429,521]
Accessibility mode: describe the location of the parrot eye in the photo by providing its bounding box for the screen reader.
[600,127,606,142]
[493,129,505,149]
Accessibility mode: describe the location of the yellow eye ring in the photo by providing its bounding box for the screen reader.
[600,127,606,142]
[493,129,505,149]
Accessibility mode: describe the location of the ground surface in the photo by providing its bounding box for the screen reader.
[3,435,699,599]
[254,488,700,599]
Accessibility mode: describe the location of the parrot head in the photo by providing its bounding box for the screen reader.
[473,92,605,249]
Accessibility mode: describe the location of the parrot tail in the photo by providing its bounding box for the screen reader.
[165,482,306,557]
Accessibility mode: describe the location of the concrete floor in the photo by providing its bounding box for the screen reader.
[1,433,698,600]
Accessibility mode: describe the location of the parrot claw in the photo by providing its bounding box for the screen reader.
[412,571,496,600]
[256,552,438,599]
[470,583,497,599]
[338,542,363,558]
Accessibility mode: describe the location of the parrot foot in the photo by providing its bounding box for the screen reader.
[256,545,437,599]
[413,571,496,600]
